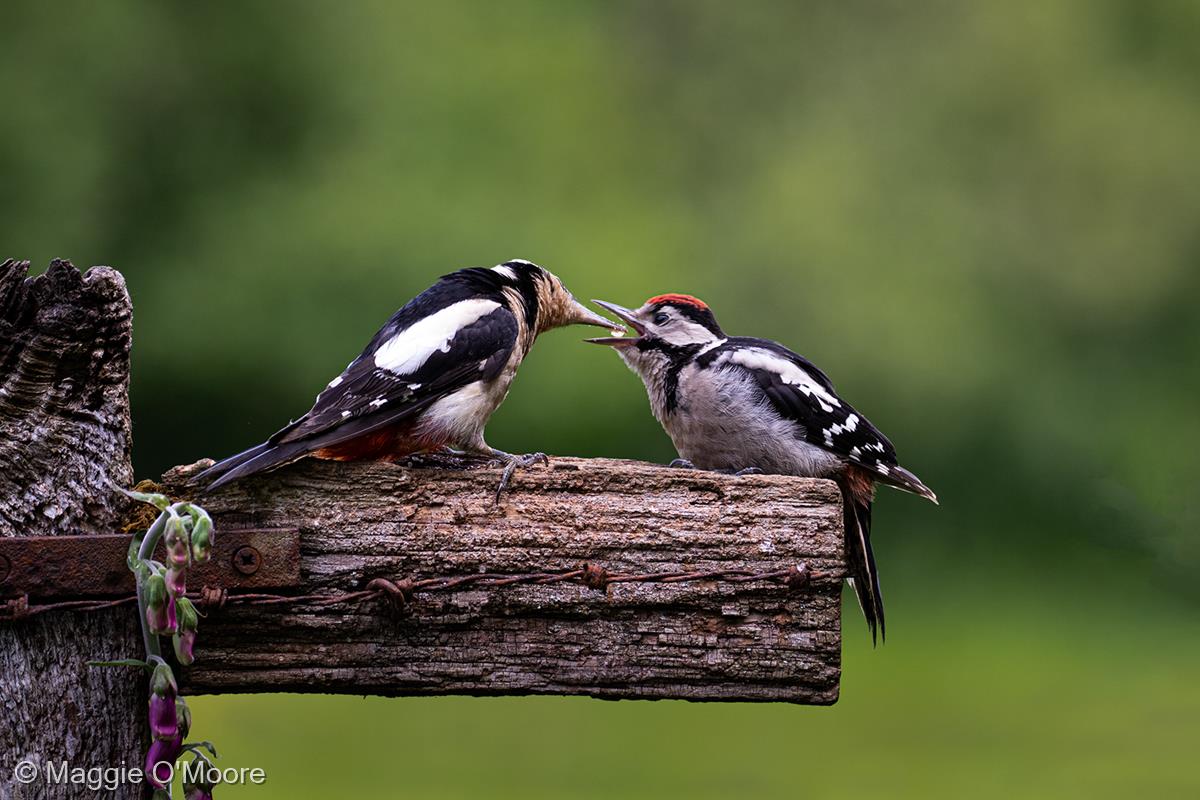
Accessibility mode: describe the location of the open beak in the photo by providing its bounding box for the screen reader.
[568,298,626,332]
[585,300,643,346]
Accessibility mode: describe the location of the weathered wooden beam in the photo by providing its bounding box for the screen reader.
[0,259,143,800]
[162,456,846,704]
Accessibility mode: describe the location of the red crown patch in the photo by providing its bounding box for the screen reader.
[647,293,709,310]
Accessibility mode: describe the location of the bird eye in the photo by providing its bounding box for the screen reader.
[653,312,670,326]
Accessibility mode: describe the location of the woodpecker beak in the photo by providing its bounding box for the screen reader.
[585,300,643,346]
[567,298,625,331]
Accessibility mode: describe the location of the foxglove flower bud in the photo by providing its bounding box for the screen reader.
[184,756,216,800]
[176,696,192,740]
[148,663,178,741]
[150,660,177,696]
[190,514,213,564]
[173,597,199,665]
[173,627,196,665]
[166,565,187,597]
[185,783,215,800]
[165,515,190,567]
[145,735,182,789]
[164,592,178,635]
[145,573,171,634]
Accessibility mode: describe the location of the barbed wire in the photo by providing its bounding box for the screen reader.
[1,562,829,621]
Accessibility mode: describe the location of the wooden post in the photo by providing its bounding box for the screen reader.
[0,260,143,800]
[160,456,845,704]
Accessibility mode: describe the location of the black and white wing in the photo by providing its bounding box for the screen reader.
[702,337,932,498]
[198,297,518,490]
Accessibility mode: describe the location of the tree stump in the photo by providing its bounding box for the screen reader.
[0,259,143,800]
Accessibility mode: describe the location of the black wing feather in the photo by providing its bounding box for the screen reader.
[705,337,935,500]
[712,337,897,468]
[198,305,518,490]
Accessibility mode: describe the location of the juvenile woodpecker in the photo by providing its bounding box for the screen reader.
[197,260,619,497]
[588,294,936,643]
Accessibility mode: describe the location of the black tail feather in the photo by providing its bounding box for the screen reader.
[838,482,885,645]
[193,440,311,492]
[880,464,938,505]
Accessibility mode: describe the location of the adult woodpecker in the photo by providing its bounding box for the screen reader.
[588,294,936,643]
[197,260,620,498]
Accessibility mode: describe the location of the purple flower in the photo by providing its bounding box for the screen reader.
[148,692,178,740]
[168,538,190,567]
[173,629,196,665]
[166,565,187,597]
[145,603,169,635]
[162,592,178,635]
[145,573,173,634]
[172,597,199,665]
[148,663,179,740]
[164,515,191,566]
[145,735,182,789]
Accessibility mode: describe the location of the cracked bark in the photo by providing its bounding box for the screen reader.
[162,455,845,704]
[0,259,143,800]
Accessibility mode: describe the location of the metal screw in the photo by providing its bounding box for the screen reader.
[0,554,10,584]
[232,546,262,576]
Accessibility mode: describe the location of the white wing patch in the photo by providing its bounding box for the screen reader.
[823,414,859,446]
[373,299,501,374]
[726,348,841,412]
[492,265,517,280]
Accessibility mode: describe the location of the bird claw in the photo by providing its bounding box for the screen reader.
[732,466,764,476]
[494,452,549,503]
[669,458,696,469]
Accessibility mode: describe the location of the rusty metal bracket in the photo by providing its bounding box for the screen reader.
[0,528,300,599]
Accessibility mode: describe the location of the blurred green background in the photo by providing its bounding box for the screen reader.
[3,1,1198,797]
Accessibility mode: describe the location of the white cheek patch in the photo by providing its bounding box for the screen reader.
[726,349,841,412]
[374,299,501,374]
[661,320,720,347]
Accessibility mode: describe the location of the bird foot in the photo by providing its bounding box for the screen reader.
[671,459,762,476]
[488,451,549,503]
